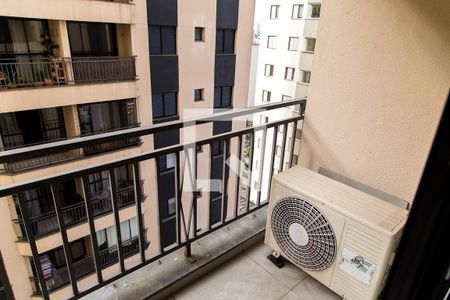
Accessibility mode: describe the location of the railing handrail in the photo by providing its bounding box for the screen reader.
[0,114,304,198]
[0,56,136,62]
[0,99,306,165]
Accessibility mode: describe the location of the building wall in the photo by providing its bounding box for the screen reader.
[299,0,450,203]
[0,0,255,297]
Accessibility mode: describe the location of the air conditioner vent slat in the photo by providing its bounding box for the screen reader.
[271,196,337,271]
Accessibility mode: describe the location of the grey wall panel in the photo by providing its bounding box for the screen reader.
[216,0,239,29]
[214,55,236,87]
[150,55,179,93]
[147,0,177,26]
[153,128,180,149]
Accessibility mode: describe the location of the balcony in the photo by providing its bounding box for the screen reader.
[299,51,314,72]
[15,181,144,238]
[0,100,305,299]
[303,19,319,38]
[0,56,136,90]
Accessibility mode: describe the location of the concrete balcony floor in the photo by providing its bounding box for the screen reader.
[167,242,341,300]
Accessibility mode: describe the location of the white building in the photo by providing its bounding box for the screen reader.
[250,0,321,203]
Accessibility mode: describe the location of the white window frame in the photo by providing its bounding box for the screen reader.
[284,67,295,81]
[270,5,280,19]
[264,64,274,76]
[262,90,271,102]
[267,36,277,49]
[292,4,304,19]
[288,37,300,51]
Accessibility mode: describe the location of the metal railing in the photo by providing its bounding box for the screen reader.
[99,236,140,268]
[1,149,82,174]
[17,183,142,238]
[0,125,140,174]
[0,56,136,89]
[39,256,95,292]
[0,99,306,299]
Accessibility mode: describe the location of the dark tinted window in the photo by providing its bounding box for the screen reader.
[149,25,176,55]
[214,86,232,109]
[216,29,235,54]
[67,22,117,56]
[152,92,177,119]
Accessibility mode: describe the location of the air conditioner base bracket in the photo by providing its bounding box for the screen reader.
[267,252,285,268]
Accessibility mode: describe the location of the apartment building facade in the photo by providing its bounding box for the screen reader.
[0,0,254,299]
[248,0,320,203]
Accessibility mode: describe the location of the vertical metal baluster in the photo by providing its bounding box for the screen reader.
[81,177,103,284]
[267,126,278,201]
[256,127,267,206]
[192,145,198,238]
[108,169,125,273]
[246,131,255,212]
[221,139,229,223]
[208,142,213,231]
[154,157,164,254]
[50,184,79,296]
[279,124,288,173]
[174,152,181,245]
[16,191,50,299]
[132,163,146,263]
[288,121,298,168]
[234,135,242,217]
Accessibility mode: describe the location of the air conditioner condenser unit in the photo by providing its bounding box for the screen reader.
[265,167,408,300]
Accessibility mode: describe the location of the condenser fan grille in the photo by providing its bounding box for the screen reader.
[271,196,336,271]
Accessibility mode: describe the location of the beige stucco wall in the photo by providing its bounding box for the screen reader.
[0,0,134,24]
[299,0,450,203]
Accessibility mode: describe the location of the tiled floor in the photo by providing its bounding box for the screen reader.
[168,242,341,300]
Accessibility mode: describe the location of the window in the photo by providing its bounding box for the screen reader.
[260,115,269,124]
[152,92,177,119]
[301,70,311,84]
[292,4,304,19]
[67,22,117,57]
[264,64,274,77]
[282,95,292,101]
[148,25,176,55]
[159,153,176,172]
[288,37,299,51]
[270,5,280,19]
[194,88,204,101]
[311,4,321,18]
[305,38,316,52]
[120,217,139,242]
[78,99,137,135]
[267,36,277,49]
[214,86,232,108]
[284,67,295,80]
[167,198,176,216]
[216,29,235,54]
[276,146,282,157]
[0,17,49,58]
[195,27,204,42]
[262,90,271,102]
[0,108,66,149]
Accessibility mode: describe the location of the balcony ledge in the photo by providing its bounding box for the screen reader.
[85,207,268,300]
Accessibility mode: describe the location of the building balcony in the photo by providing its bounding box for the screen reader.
[0,100,305,299]
[0,56,136,91]
[15,181,144,239]
[299,51,314,72]
[303,19,319,38]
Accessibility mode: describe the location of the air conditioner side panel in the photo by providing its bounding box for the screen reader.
[265,180,346,288]
[331,220,396,300]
